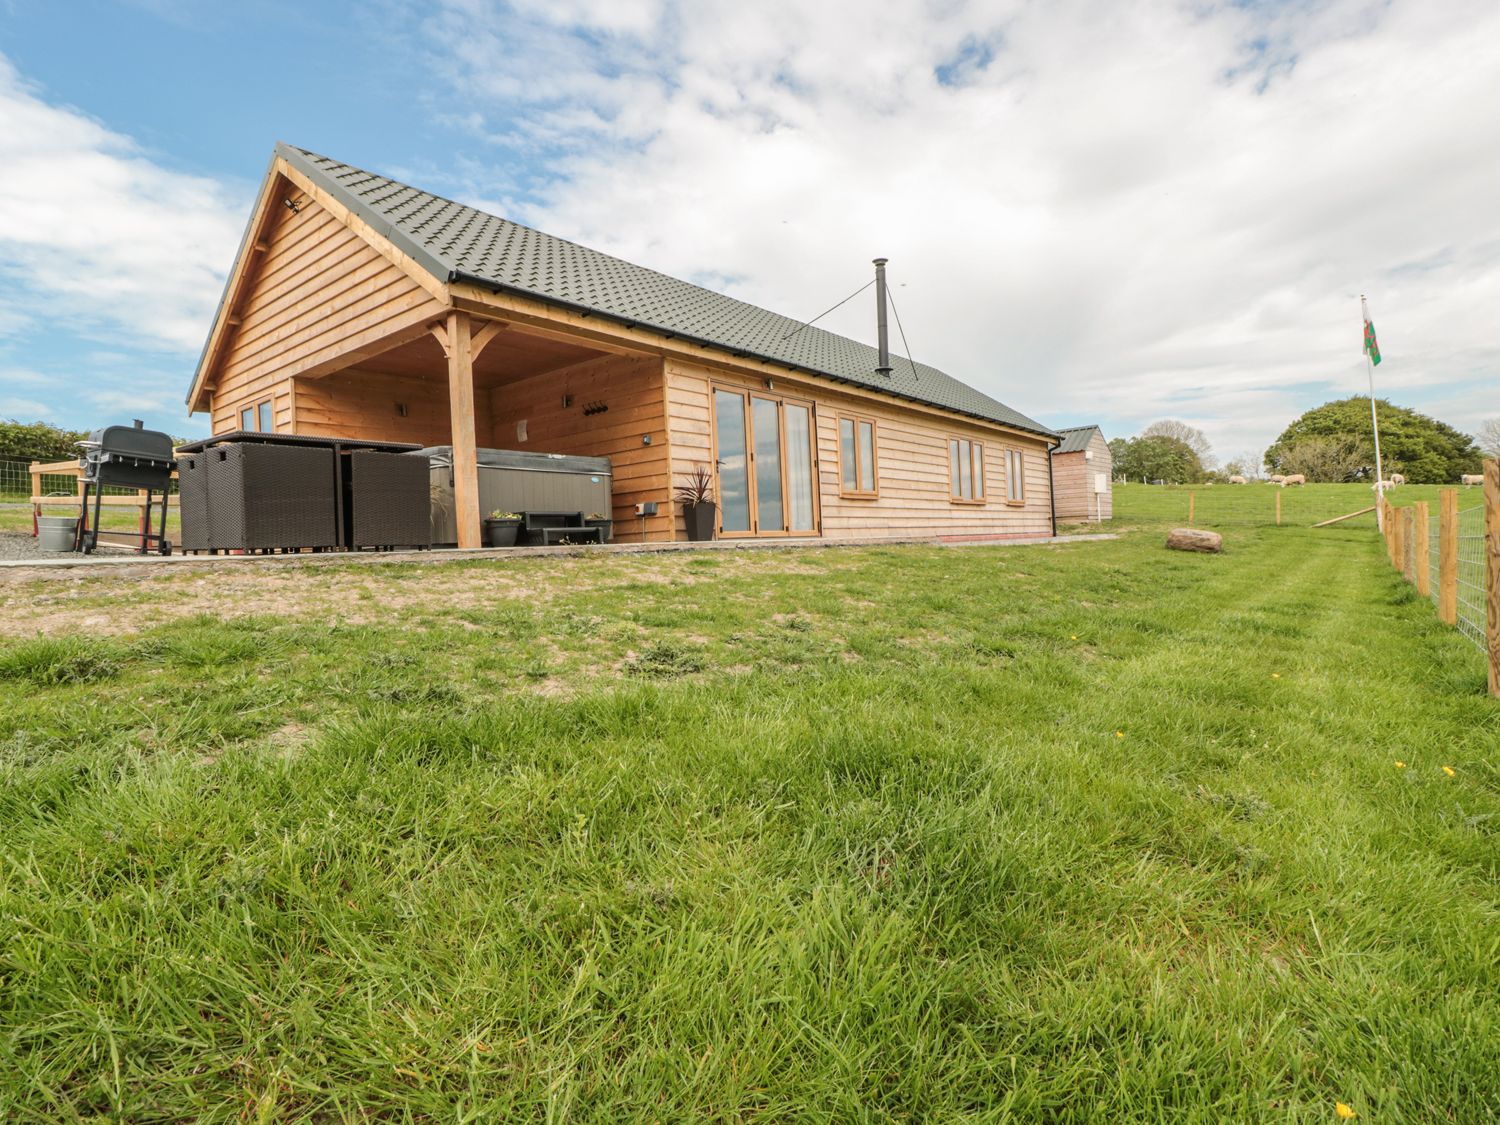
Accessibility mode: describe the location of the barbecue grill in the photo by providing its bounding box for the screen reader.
[76,420,175,554]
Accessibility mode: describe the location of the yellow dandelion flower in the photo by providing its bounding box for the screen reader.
[1115,731,1125,739]
[1336,1102,1356,1120]
[1442,765,1456,777]
[1071,634,1079,640]
[1394,761,1406,769]
[1271,673,1281,679]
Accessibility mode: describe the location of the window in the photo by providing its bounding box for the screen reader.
[839,415,878,497]
[1005,448,1026,504]
[712,386,819,535]
[240,400,273,432]
[949,438,985,502]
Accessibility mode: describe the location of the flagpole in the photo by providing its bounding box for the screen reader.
[1362,294,1386,530]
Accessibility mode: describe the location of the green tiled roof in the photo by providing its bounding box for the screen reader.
[275,144,1056,440]
[1051,425,1102,455]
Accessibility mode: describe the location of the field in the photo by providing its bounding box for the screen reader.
[1108,480,1468,529]
[1,529,1496,1120]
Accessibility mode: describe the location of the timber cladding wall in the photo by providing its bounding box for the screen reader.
[294,369,453,447]
[208,192,445,434]
[487,355,670,543]
[666,359,1054,540]
[1051,430,1113,520]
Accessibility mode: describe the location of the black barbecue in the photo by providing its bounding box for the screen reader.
[76,420,174,554]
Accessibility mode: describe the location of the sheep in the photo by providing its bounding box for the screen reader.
[1269,474,1286,484]
[1229,475,1247,485]
[1280,474,1306,487]
[1371,480,1397,491]
[1390,473,1406,485]
[1461,473,1484,487]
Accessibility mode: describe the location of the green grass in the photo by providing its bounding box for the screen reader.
[1,531,1496,1121]
[1111,480,1470,528]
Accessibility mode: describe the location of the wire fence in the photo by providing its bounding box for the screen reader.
[1,457,177,504]
[1450,504,1488,651]
[1384,475,1496,700]
[1110,481,1400,529]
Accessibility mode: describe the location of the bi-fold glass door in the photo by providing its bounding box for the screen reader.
[712,387,818,536]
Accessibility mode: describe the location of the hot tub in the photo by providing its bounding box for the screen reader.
[420,447,613,547]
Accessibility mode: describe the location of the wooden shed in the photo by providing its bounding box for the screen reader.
[1050,425,1112,521]
[188,144,1060,547]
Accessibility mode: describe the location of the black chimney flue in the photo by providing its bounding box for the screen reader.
[873,258,892,376]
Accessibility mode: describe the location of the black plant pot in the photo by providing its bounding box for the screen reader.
[483,519,521,547]
[682,501,717,542]
[585,518,613,542]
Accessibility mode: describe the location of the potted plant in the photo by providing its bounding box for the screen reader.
[483,509,523,547]
[675,465,717,541]
[584,511,613,542]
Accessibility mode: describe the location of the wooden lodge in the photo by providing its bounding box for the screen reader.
[189,145,1060,548]
[1049,425,1112,522]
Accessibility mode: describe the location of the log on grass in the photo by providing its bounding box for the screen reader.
[1166,527,1223,553]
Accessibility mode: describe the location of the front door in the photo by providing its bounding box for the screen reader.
[712,387,818,536]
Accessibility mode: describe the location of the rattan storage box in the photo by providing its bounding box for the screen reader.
[204,442,338,551]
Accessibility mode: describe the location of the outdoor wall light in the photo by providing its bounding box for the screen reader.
[642,434,652,445]
[396,403,408,417]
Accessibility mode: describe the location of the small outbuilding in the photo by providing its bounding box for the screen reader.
[1050,425,1112,521]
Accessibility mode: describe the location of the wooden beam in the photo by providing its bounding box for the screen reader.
[447,309,481,549]
[470,319,507,362]
[1311,505,1375,528]
[1438,488,1458,627]
[429,319,451,358]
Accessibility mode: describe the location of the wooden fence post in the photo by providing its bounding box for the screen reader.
[1414,500,1430,597]
[1382,498,1394,564]
[1402,506,1415,583]
[1275,489,1281,526]
[1485,459,1499,699]
[1188,492,1195,526]
[1391,504,1404,575]
[1438,488,1458,626]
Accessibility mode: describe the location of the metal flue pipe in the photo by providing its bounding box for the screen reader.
[873,258,892,375]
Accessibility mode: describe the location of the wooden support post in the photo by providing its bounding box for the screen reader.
[1391,504,1405,575]
[1414,500,1430,598]
[1438,488,1458,627]
[1275,489,1281,526]
[1402,507,1415,583]
[1485,459,1499,699]
[444,309,482,550]
[1188,491,1195,526]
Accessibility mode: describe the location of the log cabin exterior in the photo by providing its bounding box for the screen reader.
[188,145,1059,548]
[1049,425,1112,521]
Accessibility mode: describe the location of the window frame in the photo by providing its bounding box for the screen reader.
[1004,447,1026,506]
[709,381,822,537]
[948,436,986,505]
[837,413,880,499]
[240,399,274,433]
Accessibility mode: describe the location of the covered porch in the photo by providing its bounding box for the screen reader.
[288,312,671,547]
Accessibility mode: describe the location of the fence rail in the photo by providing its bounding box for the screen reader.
[1384,463,1498,697]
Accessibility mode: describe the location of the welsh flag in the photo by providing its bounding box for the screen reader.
[1364,318,1381,365]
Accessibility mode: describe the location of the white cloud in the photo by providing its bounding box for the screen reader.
[412,0,1500,457]
[0,53,247,353]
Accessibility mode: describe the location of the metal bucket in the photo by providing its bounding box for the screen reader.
[37,515,79,552]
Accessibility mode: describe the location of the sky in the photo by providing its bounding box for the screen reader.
[0,0,1496,464]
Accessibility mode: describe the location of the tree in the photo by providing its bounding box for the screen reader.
[1112,435,1203,484]
[1272,436,1372,483]
[1264,398,1482,483]
[1478,418,1500,460]
[0,420,87,463]
[1141,419,1214,469]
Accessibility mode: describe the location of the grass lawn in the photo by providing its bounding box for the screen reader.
[1111,480,1473,529]
[1,529,1496,1120]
